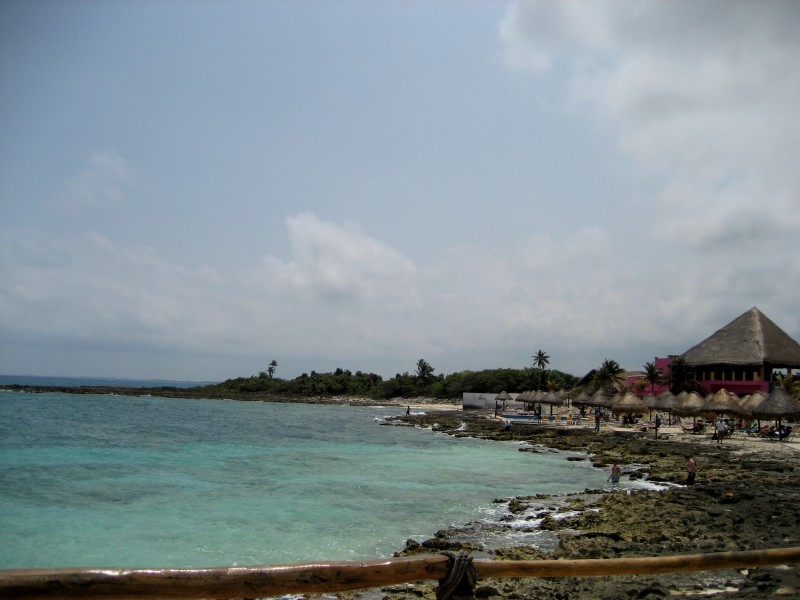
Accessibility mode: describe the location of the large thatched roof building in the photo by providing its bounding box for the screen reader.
[680,307,800,394]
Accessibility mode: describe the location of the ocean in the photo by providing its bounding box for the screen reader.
[0,390,610,570]
[0,374,215,388]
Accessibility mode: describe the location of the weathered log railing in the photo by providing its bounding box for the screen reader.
[2,547,799,599]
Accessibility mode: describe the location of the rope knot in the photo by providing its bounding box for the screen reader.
[436,551,477,600]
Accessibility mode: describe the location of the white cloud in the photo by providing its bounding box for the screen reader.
[1,204,797,380]
[257,212,418,308]
[0,214,427,377]
[501,0,800,251]
[58,150,135,211]
[496,0,800,362]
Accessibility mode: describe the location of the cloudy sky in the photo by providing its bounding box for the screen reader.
[1,1,798,382]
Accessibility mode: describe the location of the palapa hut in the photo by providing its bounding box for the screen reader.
[494,391,512,415]
[751,388,800,423]
[572,391,592,408]
[612,392,648,417]
[703,388,744,417]
[654,390,678,424]
[540,390,563,415]
[590,389,611,409]
[679,307,800,395]
[738,391,768,417]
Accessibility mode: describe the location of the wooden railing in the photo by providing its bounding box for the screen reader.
[1,547,799,599]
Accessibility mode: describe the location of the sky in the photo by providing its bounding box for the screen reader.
[1,1,799,383]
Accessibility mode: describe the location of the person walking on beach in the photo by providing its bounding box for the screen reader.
[654,414,661,439]
[715,419,726,444]
[607,463,621,485]
[594,408,601,433]
[406,406,411,416]
[686,456,697,486]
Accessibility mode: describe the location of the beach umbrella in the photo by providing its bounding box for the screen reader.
[704,388,744,417]
[673,391,709,431]
[673,391,707,418]
[656,390,677,425]
[540,390,563,415]
[518,390,535,410]
[751,387,800,422]
[572,391,593,407]
[656,390,677,410]
[612,392,648,417]
[495,391,512,415]
[738,391,767,418]
[643,394,660,410]
[643,393,659,420]
[591,389,611,409]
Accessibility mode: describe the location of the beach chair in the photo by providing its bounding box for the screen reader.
[681,422,704,435]
[742,423,760,437]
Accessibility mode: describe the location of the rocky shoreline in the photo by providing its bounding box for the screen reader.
[352,410,800,600]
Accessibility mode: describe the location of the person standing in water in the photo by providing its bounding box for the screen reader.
[607,463,622,485]
[686,456,697,486]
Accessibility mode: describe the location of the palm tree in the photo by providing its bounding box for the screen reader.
[267,359,278,379]
[668,356,695,394]
[415,359,435,384]
[594,358,626,394]
[643,361,663,395]
[776,373,800,400]
[532,349,550,391]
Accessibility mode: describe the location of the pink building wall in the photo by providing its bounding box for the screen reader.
[626,356,771,397]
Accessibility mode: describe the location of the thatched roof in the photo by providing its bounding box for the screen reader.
[540,391,563,406]
[612,392,648,416]
[573,391,592,406]
[673,391,707,417]
[681,307,800,368]
[703,388,744,416]
[751,388,800,420]
[656,390,678,411]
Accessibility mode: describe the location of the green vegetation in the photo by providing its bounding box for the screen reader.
[590,358,626,394]
[642,361,663,395]
[532,349,550,390]
[193,356,582,401]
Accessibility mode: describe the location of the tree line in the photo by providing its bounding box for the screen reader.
[200,352,581,400]
[195,349,742,401]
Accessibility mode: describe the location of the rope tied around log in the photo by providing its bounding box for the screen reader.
[436,552,477,600]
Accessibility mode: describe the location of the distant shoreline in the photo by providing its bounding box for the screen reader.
[0,384,460,408]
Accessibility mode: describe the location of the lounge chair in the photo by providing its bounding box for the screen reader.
[743,423,760,437]
[681,422,705,434]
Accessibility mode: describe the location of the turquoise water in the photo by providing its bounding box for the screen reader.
[0,391,607,569]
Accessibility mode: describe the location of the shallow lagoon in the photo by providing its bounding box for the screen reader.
[0,392,609,568]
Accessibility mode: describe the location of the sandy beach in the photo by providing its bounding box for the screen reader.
[350,407,800,599]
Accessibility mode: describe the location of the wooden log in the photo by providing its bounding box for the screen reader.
[0,555,450,600]
[477,547,800,578]
[1,548,799,600]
